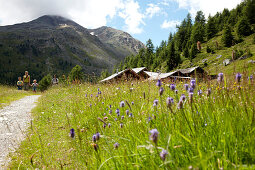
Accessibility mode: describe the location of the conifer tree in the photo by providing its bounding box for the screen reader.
[206,15,217,40]
[221,25,234,47]
[236,17,252,37]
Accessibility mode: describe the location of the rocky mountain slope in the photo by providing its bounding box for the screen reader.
[89,26,145,57]
[0,15,144,84]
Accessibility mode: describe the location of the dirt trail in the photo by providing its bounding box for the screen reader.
[0,95,41,168]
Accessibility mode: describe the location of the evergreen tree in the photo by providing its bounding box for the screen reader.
[221,25,234,47]
[236,17,252,37]
[244,0,255,24]
[206,15,217,40]
[189,43,197,60]
[166,42,180,71]
[191,11,206,43]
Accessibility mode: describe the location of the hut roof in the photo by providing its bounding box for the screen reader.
[178,66,200,74]
[132,67,148,74]
[100,69,139,83]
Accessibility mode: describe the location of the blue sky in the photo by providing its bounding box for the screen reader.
[0,0,242,46]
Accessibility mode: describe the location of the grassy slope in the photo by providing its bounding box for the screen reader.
[0,85,34,109]
[180,33,255,76]
[8,79,255,169]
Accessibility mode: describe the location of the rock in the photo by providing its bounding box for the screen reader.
[223,59,231,66]
[239,55,248,60]
[216,55,222,59]
[202,59,208,63]
[248,60,255,64]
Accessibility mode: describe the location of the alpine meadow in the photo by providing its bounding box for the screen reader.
[1,0,255,169]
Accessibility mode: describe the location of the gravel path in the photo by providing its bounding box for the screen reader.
[0,95,41,168]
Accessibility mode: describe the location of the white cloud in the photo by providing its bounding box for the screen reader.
[161,20,181,29]
[145,4,161,18]
[172,0,242,18]
[118,0,145,34]
[0,0,145,34]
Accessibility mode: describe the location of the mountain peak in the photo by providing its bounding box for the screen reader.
[32,15,76,27]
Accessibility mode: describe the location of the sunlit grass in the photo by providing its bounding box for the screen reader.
[0,85,35,109]
[8,75,255,169]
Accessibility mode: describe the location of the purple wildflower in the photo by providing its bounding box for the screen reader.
[108,123,111,128]
[189,87,194,93]
[129,113,133,117]
[126,109,129,115]
[184,84,189,91]
[148,117,152,122]
[120,123,123,128]
[103,117,108,121]
[109,109,112,114]
[181,94,186,101]
[159,87,164,96]
[156,79,162,87]
[166,97,173,108]
[114,142,119,149]
[109,105,112,108]
[95,132,100,140]
[92,135,97,142]
[189,92,193,103]
[250,75,253,80]
[170,84,176,91]
[218,73,224,83]
[120,101,125,107]
[235,73,242,82]
[198,90,203,96]
[103,124,106,128]
[98,88,100,91]
[160,149,168,161]
[115,109,120,114]
[153,99,159,106]
[85,94,87,97]
[70,128,75,138]
[121,115,124,120]
[131,101,134,105]
[190,79,196,89]
[115,118,117,121]
[178,100,183,109]
[175,90,178,94]
[149,129,159,144]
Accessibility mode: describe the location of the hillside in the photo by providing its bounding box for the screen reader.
[89,26,145,57]
[179,33,255,76]
[0,15,144,84]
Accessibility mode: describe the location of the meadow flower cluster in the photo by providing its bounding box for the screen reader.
[9,72,255,169]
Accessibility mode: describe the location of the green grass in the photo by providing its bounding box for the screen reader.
[8,76,255,169]
[0,85,34,109]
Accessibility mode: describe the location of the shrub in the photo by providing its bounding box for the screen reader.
[69,65,83,82]
[38,74,51,92]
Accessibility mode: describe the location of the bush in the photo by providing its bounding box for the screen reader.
[38,74,51,92]
[69,65,83,82]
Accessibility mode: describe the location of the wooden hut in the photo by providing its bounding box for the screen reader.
[132,67,149,79]
[100,69,140,83]
[177,66,207,79]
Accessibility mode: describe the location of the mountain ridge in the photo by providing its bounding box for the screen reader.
[0,15,145,84]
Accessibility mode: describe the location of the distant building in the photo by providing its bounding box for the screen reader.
[177,66,207,79]
[132,67,149,79]
[100,69,140,83]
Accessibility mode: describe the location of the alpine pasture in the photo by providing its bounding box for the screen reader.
[8,73,255,169]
